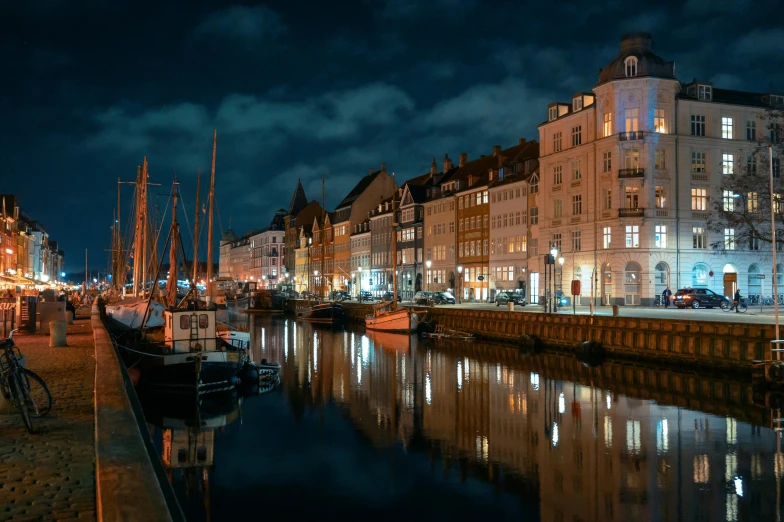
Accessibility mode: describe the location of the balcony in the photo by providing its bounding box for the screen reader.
[619,207,644,218]
[619,131,645,141]
[619,168,645,178]
[655,209,669,217]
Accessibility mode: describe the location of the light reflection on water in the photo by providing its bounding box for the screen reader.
[150,316,783,521]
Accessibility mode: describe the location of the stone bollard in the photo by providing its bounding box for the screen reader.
[507,301,514,312]
[67,310,74,325]
[50,320,67,347]
[612,304,619,317]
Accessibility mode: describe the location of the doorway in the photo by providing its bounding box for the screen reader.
[602,264,612,305]
[654,262,669,297]
[722,264,737,299]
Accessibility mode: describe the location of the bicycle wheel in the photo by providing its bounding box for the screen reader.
[740,303,748,313]
[19,370,51,416]
[8,373,34,433]
[721,301,729,311]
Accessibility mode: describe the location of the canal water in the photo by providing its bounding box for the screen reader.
[141,316,782,522]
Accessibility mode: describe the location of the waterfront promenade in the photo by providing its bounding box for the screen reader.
[0,308,96,521]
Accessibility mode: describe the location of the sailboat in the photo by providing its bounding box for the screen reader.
[364,196,425,333]
[106,157,165,329]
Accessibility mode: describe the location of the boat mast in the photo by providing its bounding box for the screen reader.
[141,157,149,296]
[193,168,201,284]
[165,176,180,308]
[116,177,122,291]
[206,130,216,303]
[321,174,325,299]
[132,165,142,297]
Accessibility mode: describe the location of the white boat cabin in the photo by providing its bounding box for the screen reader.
[164,309,218,353]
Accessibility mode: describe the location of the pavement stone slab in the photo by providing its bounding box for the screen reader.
[0,309,95,521]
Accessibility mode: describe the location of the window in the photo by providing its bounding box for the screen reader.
[691,151,706,173]
[722,190,735,211]
[654,108,666,133]
[692,263,709,287]
[569,160,581,181]
[553,132,562,152]
[603,227,611,249]
[530,207,538,225]
[571,230,581,252]
[691,188,707,210]
[655,186,666,208]
[552,233,562,253]
[772,124,783,144]
[655,225,667,248]
[603,189,612,210]
[721,117,733,139]
[483,190,488,204]
[697,84,712,101]
[722,153,734,175]
[691,115,706,136]
[625,108,639,132]
[548,106,557,121]
[747,120,756,141]
[624,148,640,170]
[655,149,666,170]
[724,228,735,250]
[747,154,757,175]
[553,165,562,185]
[603,151,612,172]
[625,186,639,208]
[603,113,612,137]
[530,174,539,193]
[553,199,562,218]
[571,125,582,147]
[625,225,639,248]
[693,227,707,249]
[572,194,582,215]
[750,237,760,251]
[573,97,583,111]
[748,192,759,213]
[625,56,638,77]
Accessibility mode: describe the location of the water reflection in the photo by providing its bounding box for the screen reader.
[156,316,784,521]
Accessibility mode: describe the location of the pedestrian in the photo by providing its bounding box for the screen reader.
[662,286,672,308]
[734,288,741,313]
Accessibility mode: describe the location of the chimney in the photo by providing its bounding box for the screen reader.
[380,163,386,173]
[443,153,453,173]
[493,145,501,156]
[518,138,525,145]
[430,158,437,176]
[459,152,467,167]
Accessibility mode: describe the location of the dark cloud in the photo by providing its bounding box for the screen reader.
[1,0,783,272]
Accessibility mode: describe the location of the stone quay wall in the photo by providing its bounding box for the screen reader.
[286,300,772,373]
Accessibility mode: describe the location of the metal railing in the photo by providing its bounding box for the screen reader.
[618,207,644,217]
[619,131,645,141]
[619,168,645,178]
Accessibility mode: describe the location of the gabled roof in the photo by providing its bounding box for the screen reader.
[677,83,778,108]
[336,168,386,209]
[287,179,309,216]
[451,140,539,194]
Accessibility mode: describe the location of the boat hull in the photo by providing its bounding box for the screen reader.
[298,303,346,325]
[136,350,243,395]
[365,309,420,332]
[106,298,165,329]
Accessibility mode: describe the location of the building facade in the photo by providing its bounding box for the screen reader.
[294,227,311,294]
[249,209,286,288]
[369,198,396,296]
[283,180,309,276]
[396,180,428,299]
[350,220,371,297]
[422,156,461,294]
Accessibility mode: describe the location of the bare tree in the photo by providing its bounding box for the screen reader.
[707,105,784,253]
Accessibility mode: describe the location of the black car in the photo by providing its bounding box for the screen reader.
[496,292,526,306]
[331,290,351,301]
[382,291,401,302]
[432,292,456,305]
[413,291,433,305]
[673,288,729,309]
[358,291,373,302]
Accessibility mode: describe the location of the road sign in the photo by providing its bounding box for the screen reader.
[757,275,766,279]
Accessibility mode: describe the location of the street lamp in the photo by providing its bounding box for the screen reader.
[559,257,565,312]
[358,266,363,301]
[426,260,432,292]
[314,270,319,298]
[457,265,463,304]
[550,246,558,313]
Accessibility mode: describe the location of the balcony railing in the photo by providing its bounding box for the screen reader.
[619,207,644,218]
[619,131,645,141]
[619,168,645,178]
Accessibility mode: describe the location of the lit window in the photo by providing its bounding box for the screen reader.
[624,148,640,170]
[691,188,708,211]
[722,154,734,175]
[603,227,611,249]
[530,174,539,194]
[573,97,583,111]
[548,106,557,121]
[722,190,735,211]
[625,56,638,77]
[655,225,667,248]
[603,112,612,137]
[625,186,639,208]
[625,225,639,248]
[654,108,666,133]
[655,186,666,208]
[724,228,735,250]
[748,192,759,213]
[722,117,733,139]
[625,108,639,132]
[693,227,707,249]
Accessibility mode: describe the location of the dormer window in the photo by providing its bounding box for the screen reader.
[573,97,583,111]
[548,106,558,121]
[625,56,638,77]
[697,84,712,101]
[771,95,784,108]
[498,167,505,180]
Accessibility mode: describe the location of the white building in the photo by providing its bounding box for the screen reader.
[249,210,286,288]
[538,32,783,306]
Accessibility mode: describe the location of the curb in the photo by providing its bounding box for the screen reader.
[91,302,172,522]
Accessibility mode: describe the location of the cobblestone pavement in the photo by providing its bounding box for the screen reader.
[0,309,96,521]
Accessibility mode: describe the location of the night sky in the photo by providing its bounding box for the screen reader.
[3,0,783,274]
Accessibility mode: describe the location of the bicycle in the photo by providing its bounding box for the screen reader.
[762,296,776,306]
[653,295,662,307]
[721,300,748,313]
[0,329,52,433]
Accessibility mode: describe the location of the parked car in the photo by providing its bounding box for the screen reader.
[673,287,729,309]
[432,291,456,305]
[331,290,351,301]
[495,292,526,306]
[413,291,433,305]
[358,290,373,302]
[382,291,402,302]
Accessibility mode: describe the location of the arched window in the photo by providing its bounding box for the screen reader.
[624,262,641,305]
[722,264,736,274]
[692,263,709,287]
[625,56,638,77]
[654,262,669,295]
[748,264,761,297]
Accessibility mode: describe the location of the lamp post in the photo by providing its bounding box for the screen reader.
[559,256,565,313]
[550,245,558,312]
[426,260,432,292]
[358,266,363,301]
[314,270,319,299]
[457,265,463,304]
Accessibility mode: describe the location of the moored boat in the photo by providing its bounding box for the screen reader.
[105,296,165,329]
[365,301,423,332]
[298,302,346,325]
